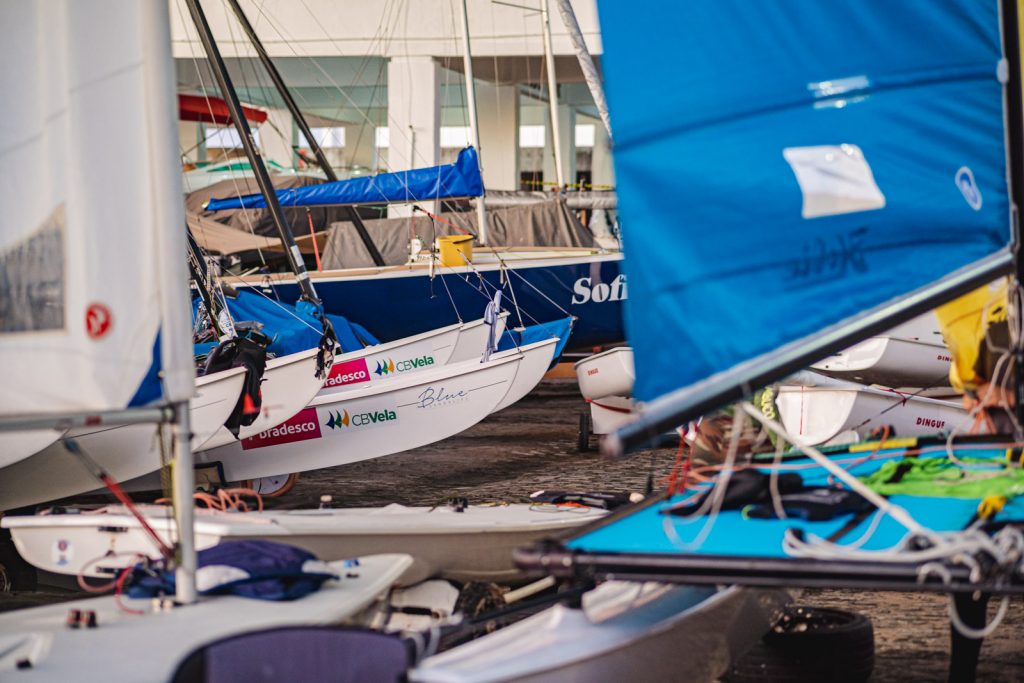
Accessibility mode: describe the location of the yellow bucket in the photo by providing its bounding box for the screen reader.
[438,234,474,267]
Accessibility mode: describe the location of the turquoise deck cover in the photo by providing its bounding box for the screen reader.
[598,0,1013,402]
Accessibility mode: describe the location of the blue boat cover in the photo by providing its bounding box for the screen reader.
[206,147,484,211]
[498,317,574,366]
[599,0,1012,401]
[127,540,338,601]
[195,290,379,355]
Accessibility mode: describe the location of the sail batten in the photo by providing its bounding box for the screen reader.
[599,0,1015,450]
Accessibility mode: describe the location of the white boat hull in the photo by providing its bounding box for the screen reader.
[490,338,558,412]
[194,353,523,482]
[200,347,325,451]
[776,384,969,446]
[588,396,636,435]
[812,311,951,388]
[0,368,246,511]
[574,347,634,400]
[412,582,789,683]
[0,554,412,682]
[4,503,605,586]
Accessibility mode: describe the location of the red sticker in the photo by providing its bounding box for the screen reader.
[85,303,112,340]
[241,407,322,450]
[323,357,372,389]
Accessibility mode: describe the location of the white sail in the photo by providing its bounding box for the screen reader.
[0,0,193,416]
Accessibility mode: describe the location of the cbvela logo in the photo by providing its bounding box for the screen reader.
[324,407,397,429]
[324,357,371,388]
[374,355,435,376]
[916,417,946,429]
[572,274,627,305]
[241,407,321,450]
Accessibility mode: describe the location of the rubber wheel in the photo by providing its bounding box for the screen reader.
[241,472,299,497]
[723,605,874,683]
[577,411,592,452]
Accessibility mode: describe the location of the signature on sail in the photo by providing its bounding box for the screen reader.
[789,228,869,281]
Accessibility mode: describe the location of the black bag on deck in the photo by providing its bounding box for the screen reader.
[202,337,268,436]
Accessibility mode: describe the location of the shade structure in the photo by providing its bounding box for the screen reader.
[178,93,267,125]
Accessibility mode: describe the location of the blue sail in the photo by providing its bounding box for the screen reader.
[601,0,1012,403]
[205,146,483,211]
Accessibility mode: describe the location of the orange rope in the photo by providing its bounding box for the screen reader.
[306,209,323,272]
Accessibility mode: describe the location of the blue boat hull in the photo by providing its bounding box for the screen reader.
[243,254,626,352]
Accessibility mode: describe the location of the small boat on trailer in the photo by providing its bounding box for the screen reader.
[574,346,634,400]
[4,501,606,587]
[0,367,247,512]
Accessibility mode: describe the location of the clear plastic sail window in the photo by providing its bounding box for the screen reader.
[783,144,887,219]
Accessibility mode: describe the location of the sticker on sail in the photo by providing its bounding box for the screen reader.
[782,144,886,219]
[955,166,982,211]
[52,539,73,567]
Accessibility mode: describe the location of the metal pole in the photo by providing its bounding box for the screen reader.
[458,0,489,244]
[553,0,611,139]
[225,0,386,267]
[541,0,566,189]
[185,0,321,304]
[171,402,197,604]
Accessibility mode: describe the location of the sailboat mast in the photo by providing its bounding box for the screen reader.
[541,0,566,189]
[224,0,386,267]
[999,0,1024,430]
[458,0,489,244]
[553,0,610,139]
[184,0,321,305]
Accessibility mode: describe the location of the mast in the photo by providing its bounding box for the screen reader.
[185,0,321,305]
[224,0,386,267]
[553,0,611,139]
[540,0,566,189]
[458,0,489,244]
[1000,0,1024,432]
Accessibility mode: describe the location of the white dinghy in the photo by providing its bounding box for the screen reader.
[811,311,952,388]
[574,346,634,400]
[5,501,604,587]
[412,582,788,683]
[195,350,528,483]
[317,314,506,397]
[775,382,969,446]
[199,346,325,451]
[0,553,414,682]
[0,367,246,511]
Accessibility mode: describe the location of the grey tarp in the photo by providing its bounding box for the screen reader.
[187,174,358,240]
[321,198,597,269]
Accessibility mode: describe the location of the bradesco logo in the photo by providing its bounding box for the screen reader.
[324,357,371,388]
[324,407,397,430]
[241,408,321,450]
[374,355,435,376]
[572,273,627,305]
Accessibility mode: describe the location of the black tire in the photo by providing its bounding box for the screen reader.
[577,411,593,452]
[723,605,874,683]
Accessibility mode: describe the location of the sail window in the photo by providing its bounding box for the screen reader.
[782,144,886,219]
[0,205,66,333]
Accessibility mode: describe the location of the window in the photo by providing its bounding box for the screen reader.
[204,126,259,148]
[519,125,546,149]
[299,126,346,149]
[440,126,472,149]
[575,124,595,148]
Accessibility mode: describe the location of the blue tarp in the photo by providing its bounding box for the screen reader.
[194,290,378,356]
[206,147,484,211]
[498,317,574,367]
[598,0,1012,402]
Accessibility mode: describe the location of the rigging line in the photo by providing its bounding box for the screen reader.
[230,1,468,208]
[437,270,464,323]
[174,0,269,267]
[243,281,326,334]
